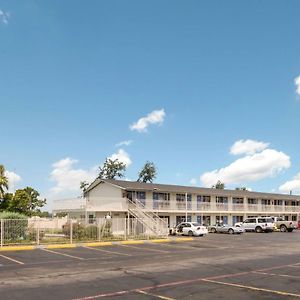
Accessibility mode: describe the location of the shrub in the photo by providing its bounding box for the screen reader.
[62,221,86,240]
[84,225,98,239]
[0,212,28,241]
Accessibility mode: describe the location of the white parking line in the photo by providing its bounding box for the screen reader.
[253,271,300,279]
[289,265,300,268]
[120,244,170,253]
[202,279,300,298]
[82,246,132,256]
[41,248,85,260]
[0,254,24,265]
[136,289,175,300]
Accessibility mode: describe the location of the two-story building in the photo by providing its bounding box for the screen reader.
[79,179,300,226]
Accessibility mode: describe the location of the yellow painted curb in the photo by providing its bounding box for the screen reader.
[45,244,76,249]
[0,245,35,251]
[85,242,113,247]
[151,239,171,243]
[121,240,145,245]
[175,237,194,242]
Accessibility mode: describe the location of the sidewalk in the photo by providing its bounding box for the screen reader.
[0,237,194,251]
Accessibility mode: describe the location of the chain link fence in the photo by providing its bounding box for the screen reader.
[0,217,169,247]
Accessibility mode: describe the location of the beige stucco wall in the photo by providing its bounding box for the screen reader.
[86,182,127,212]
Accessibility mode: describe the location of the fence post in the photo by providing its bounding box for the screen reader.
[97,219,101,242]
[0,219,3,248]
[36,220,40,245]
[70,220,73,244]
[124,218,127,240]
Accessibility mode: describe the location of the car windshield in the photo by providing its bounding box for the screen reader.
[192,223,201,226]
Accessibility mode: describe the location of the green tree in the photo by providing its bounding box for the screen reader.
[98,158,126,179]
[212,180,225,189]
[80,181,89,192]
[0,165,9,199]
[0,192,13,211]
[235,187,248,191]
[8,187,46,216]
[137,161,157,183]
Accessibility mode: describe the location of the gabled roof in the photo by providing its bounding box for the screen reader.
[84,179,300,201]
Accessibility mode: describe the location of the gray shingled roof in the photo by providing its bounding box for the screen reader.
[85,178,300,201]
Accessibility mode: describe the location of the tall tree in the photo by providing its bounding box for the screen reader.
[212,180,225,189]
[80,181,89,192]
[137,161,157,183]
[8,187,46,216]
[0,192,13,211]
[0,165,9,199]
[98,158,126,179]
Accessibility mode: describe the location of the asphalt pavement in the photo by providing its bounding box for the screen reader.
[0,231,300,299]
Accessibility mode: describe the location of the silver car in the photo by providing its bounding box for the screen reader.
[208,223,245,234]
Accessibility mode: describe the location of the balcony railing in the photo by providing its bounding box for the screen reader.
[85,197,300,214]
[197,203,211,211]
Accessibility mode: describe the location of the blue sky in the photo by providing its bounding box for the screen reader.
[1,1,300,209]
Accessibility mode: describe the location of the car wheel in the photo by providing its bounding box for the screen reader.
[228,228,234,234]
[255,226,262,233]
[211,228,216,233]
[280,225,287,232]
[188,230,194,236]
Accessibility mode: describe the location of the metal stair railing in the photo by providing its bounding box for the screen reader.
[127,198,168,236]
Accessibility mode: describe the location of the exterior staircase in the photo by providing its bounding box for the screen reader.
[127,199,169,237]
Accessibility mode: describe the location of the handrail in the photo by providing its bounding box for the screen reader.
[127,198,169,226]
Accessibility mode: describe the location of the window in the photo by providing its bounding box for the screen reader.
[232,215,243,224]
[153,192,170,201]
[216,215,228,224]
[274,200,283,206]
[136,191,146,200]
[244,219,256,223]
[233,198,244,204]
[202,216,211,226]
[197,216,202,224]
[261,199,271,205]
[197,195,211,203]
[176,215,192,224]
[216,196,228,204]
[248,198,258,205]
[176,194,192,201]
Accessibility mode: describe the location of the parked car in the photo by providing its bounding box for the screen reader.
[169,222,208,237]
[270,217,297,232]
[235,217,274,233]
[208,223,245,234]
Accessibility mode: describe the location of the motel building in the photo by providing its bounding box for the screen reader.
[53,179,300,227]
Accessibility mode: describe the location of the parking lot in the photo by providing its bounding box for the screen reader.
[0,231,300,299]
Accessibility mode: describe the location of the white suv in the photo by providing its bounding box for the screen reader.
[235,217,274,233]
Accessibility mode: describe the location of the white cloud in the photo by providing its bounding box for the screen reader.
[295,75,300,96]
[190,178,197,186]
[230,139,269,155]
[0,10,9,24]
[279,173,300,194]
[5,170,22,191]
[115,140,132,147]
[130,109,165,132]
[108,149,132,167]
[200,141,291,187]
[50,158,97,195]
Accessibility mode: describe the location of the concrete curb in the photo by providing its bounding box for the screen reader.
[0,237,194,251]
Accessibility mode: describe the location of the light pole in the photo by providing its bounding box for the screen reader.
[185,192,188,222]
